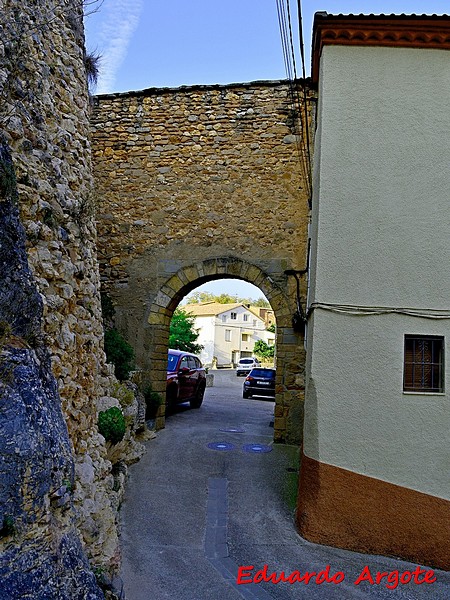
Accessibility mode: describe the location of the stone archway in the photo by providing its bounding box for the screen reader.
[92,80,312,445]
[142,256,305,444]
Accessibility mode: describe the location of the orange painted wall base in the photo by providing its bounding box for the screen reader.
[296,452,450,571]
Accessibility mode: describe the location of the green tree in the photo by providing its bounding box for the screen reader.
[250,297,271,308]
[169,308,203,353]
[184,291,270,307]
[215,293,239,304]
[253,339,275,360]
[267,323,276,333]
[186,291,216,304]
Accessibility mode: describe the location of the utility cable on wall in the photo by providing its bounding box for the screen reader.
[308,302,450,320]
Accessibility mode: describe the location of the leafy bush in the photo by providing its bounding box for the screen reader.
[98,407,126,444]
[143,386,163,419]
[0,516,15,538]
[111,382,135,408]
[253,339,275,360]
[104,328,135,381]
[100,291,115,325]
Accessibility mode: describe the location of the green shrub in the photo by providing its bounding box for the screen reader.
[98,407,126,444]
[0,516,15,538]
[253,339,275,360]
[143,386,163,419]
[100,291,115,324]
[104,328,135,381]
[111,382,135,408]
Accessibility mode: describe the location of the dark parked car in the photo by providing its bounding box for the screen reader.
[166,349,206,410]
[243,367,276,399]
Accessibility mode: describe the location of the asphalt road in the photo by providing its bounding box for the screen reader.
[119,369,450,600]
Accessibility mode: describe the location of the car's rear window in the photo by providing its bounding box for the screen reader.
[167,353,178,371]
[249,369,275,378]
[240,359,254,364]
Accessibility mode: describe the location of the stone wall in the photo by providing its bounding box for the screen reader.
[91,81,314,444]
[0,142,103,598]
[0,1,144,594]
[92,81,313,287]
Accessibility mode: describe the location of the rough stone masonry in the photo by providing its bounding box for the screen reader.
[0,140,104,598]
[0,1,145,596]
[91,80,315,444]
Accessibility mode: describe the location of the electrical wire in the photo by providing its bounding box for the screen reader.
[296,0,312,171]
[276,0,312,200]
[308,302,450,320]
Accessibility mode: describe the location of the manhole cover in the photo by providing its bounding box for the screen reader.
[242,443,272,454]
[219,427,246,433]
[207,442,235,451]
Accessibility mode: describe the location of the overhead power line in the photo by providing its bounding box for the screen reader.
[276,0,312,201]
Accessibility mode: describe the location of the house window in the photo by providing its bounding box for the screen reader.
[403,335,444,393]
[222,315,227,322]
[242,334,249,342]
[225,329,232,342]
[243,314,248,322]
[253,320,257,327]
[230,312,237,320]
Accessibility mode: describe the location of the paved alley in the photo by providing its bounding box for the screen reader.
[119,370,450,600]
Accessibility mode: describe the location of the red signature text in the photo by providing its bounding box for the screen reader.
[236,564,437,589]
[354,565,436,590]
[237,564,344,585]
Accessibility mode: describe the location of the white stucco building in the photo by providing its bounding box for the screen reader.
[183,302,271,366]
[299,13,450,570]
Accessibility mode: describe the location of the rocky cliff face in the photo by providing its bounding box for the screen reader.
[0,141,104,598]
[0,1,145,594]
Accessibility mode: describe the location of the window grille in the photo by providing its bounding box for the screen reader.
[403,335,444,393]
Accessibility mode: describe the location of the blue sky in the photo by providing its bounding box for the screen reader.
[85,1,449,94]
[84,1,449,302]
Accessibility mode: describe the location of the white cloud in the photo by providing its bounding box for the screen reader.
[95,0,143,94]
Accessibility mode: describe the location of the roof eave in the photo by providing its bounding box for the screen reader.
[312,13,450,83]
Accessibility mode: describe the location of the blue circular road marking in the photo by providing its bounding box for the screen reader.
[207,442,235,451]
[242,443,272,453]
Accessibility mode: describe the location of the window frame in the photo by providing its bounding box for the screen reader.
[403,334,445,394]
[225,329,232,342]
[180,356,190,370]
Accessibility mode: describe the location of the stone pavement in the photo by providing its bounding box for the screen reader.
[119,370,450,599]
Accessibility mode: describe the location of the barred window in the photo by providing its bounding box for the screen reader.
[403,335,444,393]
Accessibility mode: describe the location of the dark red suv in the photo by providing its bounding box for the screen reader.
[166,349,207,410]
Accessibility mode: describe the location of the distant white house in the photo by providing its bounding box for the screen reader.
[183,302,273,366]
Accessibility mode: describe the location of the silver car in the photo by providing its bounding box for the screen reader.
[236,357,260,376]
